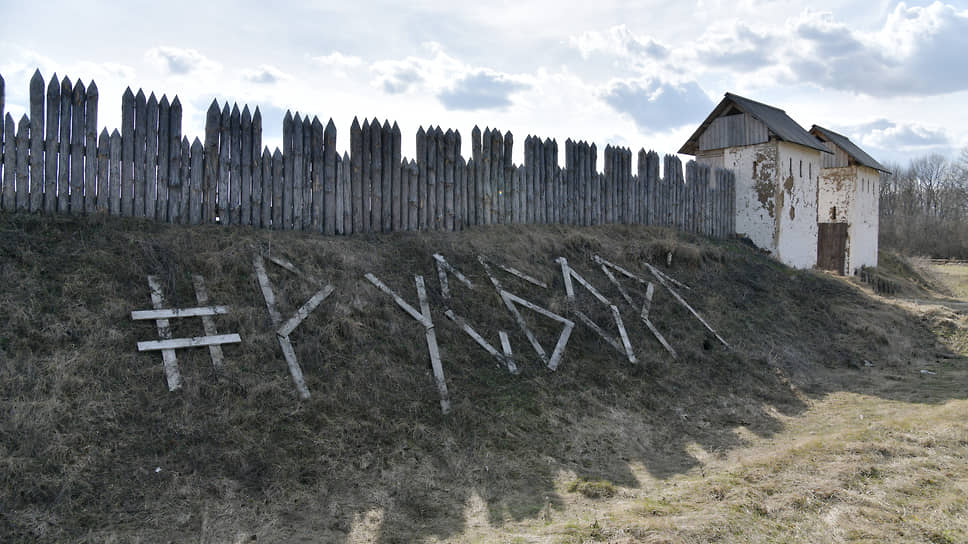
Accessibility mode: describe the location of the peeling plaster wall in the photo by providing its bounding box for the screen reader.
[818,165,880,273]
[775,142,820,269]
[725,141,779,256]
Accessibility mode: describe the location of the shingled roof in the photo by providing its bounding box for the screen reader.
[679,92,830,155]
[810,125,890,173]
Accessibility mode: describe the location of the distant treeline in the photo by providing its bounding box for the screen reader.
[880,150,968,259]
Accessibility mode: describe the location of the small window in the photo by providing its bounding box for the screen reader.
[799,160,803,178]
[789,158,793,176]
[830,206,837,220]
[809,163,812,180]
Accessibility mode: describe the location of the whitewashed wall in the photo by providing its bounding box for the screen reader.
[775,142,820,269]
[725,141,779,256]
[818,165,880,273]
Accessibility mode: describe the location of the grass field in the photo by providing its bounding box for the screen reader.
[0,213,965,543]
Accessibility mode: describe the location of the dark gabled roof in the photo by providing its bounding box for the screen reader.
[810,125,890,173]
[679,92,831,155]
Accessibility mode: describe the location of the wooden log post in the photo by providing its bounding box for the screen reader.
[480,128,490,225]
[334,152,343,234]
[240,106,253,226]
[202,100,219,223]
[251,107,262,228]
[350,118,362,233]
[444,128,455,231]
[271,147,284,229]
[28,70,44,212]
[84,81,98,214]
[435,127,446,229]
[302,116,312,230]
[360,118,371,232]
[157,95,172,221]
[68,80,85,215]
[342,151,353,233]
[415,126,427,230]
[188,138,204,224]
[406,159,416,230]
[1,115,13,211]
[109,130,121,216]
[16,115,29,210]
[426,125,438,230]
[370,117,383,232]
[142,92,158,220]
[56,77,72,214]
[309,116,323,231]
[380,120,392,232]
[390,122,401,232]
[291,112,305,230]
[167,98,183,223]
[324,119,338,235]
[41,75,58,214]
[260,146,272,228]
[470,126,481,226]
[96,129,109,213]
[132,89,149,217]
[216,104,230,224]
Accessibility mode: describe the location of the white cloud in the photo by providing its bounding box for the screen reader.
[241,64,289,84]
[145,46,220,76]
[601,78,714,133]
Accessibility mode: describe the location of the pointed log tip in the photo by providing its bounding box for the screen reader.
[159,94,170,107]
[208,98,219,110]
[392,121,400,131]
[171,95,181,108]
[252,105,260,119]
[231,103,240,115]
[192,136,203,147]
[61,75,72,87]
[221,103,230,115]
[135,88,145,100]
[325,118,336,131]
[99,127,109,137]
[30,69,43,87]
[241,103,250,115]
[417,125,425,135]
[284,110,293,121]
[111,128,121,137]
[311,116,322,128]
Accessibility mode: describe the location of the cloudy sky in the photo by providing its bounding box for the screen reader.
[2,0,966,167]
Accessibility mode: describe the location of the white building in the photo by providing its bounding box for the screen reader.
[810,126,888,274]
[679,93,830,269]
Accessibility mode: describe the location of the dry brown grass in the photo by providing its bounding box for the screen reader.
[0,212,965,543]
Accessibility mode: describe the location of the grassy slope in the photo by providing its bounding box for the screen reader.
[0,213,965,543]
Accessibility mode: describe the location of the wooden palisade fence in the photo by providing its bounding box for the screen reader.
[0,70,736,237]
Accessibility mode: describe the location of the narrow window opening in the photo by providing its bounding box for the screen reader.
[809,163,812,180]
[830,206,837,220]
[799,160,803,178]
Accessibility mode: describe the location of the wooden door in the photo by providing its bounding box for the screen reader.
[817,223,848,274]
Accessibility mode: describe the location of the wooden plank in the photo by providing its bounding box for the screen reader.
[28,70,44,212]
[137,334,241,352]
[240,106,253,226]
[189,138,204,224]
[133,89,147,217]
[416,275,451,414]
[227,104,241,225]
[191,275,226,371]
[277,285,334,338]
[142,92,157,220]
[42,74,59,214]
[157,95,171,221]
[145,275,182,391]
[282,111,295,229]
[1,115,13,211]
[96,129,109,213]
[109,129,121,215]
[251,108,263,228]
[131,305,230,320]
[364,273,428,326]
[167,97,183,223]
[203,100,220,222]
[215,103,230,223]
[444,309,517,374]
[505,290,574,371]
[252,255,311,399]
[324,119,338,235]
[69,80,85,214]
